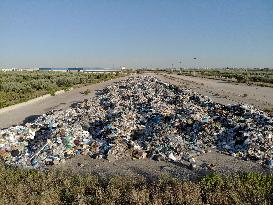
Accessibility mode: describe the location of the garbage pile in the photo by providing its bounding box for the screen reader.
[0,76,272,169]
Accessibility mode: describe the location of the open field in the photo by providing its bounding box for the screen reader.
[0,71,124,109]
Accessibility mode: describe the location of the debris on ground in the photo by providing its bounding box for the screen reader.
[0,76,272,169]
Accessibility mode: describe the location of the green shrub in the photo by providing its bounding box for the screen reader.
[47,88,56,96]
[0,164,272,205]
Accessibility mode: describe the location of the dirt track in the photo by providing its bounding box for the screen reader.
[56,150,269,180]
[1,73,272,178]
[159,73,273,111]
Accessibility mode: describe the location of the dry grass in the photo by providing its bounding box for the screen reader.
[0,164,272,205]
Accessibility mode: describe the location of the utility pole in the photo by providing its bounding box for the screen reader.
[178,61,182,73]
[193,58,197,69]
[179,61,182,69]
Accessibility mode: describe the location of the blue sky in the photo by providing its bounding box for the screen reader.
[0,0,272,68]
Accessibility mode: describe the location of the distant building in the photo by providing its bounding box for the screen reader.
[67,67,82,72]
[81,67,121,73]
[0,68,36,71]
[1,68,14,72]
[38,67,122,73]
[22,68,39,71]
[39,67,82,72]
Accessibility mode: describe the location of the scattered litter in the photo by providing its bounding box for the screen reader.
[0,76,272,169]
[207,163,216,171]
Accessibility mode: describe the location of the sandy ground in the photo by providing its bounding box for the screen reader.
[1,73,272,178]
[56,150,269,180]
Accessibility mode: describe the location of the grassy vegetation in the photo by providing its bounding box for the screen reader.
[0,164,272,205]
[174,68,273,87]
[0,71,124,109]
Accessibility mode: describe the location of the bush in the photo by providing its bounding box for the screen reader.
[47,88,56,96]
[0,165,272,205]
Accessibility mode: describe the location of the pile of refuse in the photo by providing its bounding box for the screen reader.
[0,76,272,169]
